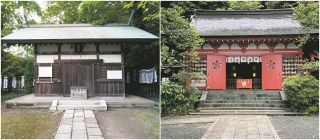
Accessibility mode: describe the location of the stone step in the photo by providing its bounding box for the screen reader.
[202,103,287,108]
[190,110,304,115]
[50,100,108,111]
[204,100,285,104]
[207,90,280,95]
[200,107,287,110]
[207,93,281,98]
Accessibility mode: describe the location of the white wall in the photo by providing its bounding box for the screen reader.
[36,55,59,63]
[61,55,97,60]
[99,54,122,63]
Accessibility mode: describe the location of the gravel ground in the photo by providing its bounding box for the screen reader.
[161,123,211,139]
[95,107,159,139]
[269,115,319,139]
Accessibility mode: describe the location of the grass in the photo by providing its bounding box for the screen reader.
[1,111,61,139]
[1,92,28,102]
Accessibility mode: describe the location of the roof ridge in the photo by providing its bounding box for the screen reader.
[194,8,293,15]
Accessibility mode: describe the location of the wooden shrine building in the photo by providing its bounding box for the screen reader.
[190,9,318,90]
[1,24,158,97]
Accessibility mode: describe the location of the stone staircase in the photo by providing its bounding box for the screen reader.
[191,90,303,115]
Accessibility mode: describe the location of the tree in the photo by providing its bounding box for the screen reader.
[294,1,319,29]
[78,1,129,25]
[227,1,263,10]
[161,6,203,76]
[41,1,81,24]
[123,1,160,35]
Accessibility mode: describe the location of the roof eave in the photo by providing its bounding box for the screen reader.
[1,38,159,44]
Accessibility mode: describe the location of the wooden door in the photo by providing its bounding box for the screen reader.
[262,54,282,90]
[207,55,226,89]
[62,62,94,97]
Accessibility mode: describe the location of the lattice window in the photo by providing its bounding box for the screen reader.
[282,56,305,77]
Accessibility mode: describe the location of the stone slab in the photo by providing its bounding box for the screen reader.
[87,127,103,136]
[202,115,280,139]
[73,122,86,130]
[56,124,72,134]
[73,116,85,122]
[55,133,71,139]
[88,135,104,139]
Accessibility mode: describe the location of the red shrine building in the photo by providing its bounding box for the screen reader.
[190,9,318,90]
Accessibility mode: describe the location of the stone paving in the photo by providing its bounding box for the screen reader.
[55,110,104,139]
[202,115,280,139]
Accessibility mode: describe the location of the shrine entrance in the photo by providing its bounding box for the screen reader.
[226,63,262,89]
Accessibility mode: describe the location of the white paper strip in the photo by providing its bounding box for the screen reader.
[241,56,247,62]
[227,57,234,63]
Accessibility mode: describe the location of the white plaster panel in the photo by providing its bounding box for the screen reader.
[99,43,121,52]
[230,44,240,49]
[247,43,257,49]
[38,66,52,77]
[258,43,268,49]
[36,55,59,63]
[220,43,229,48]
[61,55,97,60]
[202,43,212,49]
[107,70,122,79]
[287,43,297,48]
[275,43,285,48]
[38,44,58,53]
[99,54,122,63]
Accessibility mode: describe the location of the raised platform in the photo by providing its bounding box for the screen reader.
[5,94,158,109]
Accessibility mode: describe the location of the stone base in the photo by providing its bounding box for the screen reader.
[50,100,107,111]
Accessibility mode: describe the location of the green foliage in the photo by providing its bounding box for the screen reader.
[228,1,263,10]
[41,1,81,24]
[161,1,228,19]
[302,61,319,72]
[1,1,41,37]
[123,1,160,35]
[78,1,129,25]
[284,75,319,114]
[172,71,205,85]
[294,2,319,28]
[23,56,34,94]
[1,92,28,102]
[1,1,23,37]
[161,81,200,115]
[265,1,297,9]
[161,6,203,75]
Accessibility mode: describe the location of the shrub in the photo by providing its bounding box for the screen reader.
[161,81,200,116]
[283,75,319,114]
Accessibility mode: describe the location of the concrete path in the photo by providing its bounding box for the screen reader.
[202,115,280,139]
[55,110,104,139]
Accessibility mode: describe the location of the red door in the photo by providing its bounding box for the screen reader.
[207,55,226,90]
[262,54,282,90]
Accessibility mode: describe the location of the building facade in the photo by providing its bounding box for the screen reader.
[2,24,158,97]
[190,9,318,90]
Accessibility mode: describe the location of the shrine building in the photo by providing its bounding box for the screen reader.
[1,24,158,97]
[190,9,318,90]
